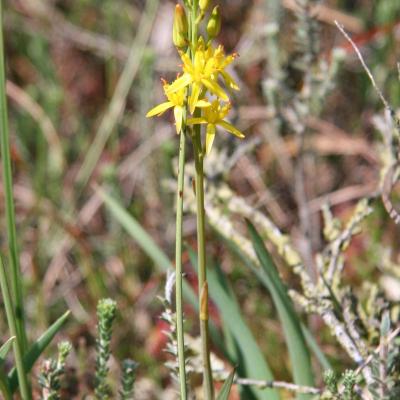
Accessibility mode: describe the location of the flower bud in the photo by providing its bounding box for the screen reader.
[207,6,221,39]
[199,0,211,12]
[173,4,188,48]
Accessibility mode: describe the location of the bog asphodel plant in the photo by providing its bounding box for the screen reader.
[147,1,244,399]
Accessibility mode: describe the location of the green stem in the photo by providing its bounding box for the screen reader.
[175,128,187,399]
[0,0,27,351]
[0,257,30,400]
[192,130,214,400]
[189,2,214,398]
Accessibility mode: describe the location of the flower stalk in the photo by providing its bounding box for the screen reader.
[192,124,214,399]
[147,1,244,398]
[175,116,187,399]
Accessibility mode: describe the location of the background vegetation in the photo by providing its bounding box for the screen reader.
[1,0,400,398]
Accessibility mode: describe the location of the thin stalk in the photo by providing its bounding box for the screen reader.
[175,127,187,399]
[192,131,214,400]
[0,257,30,399]
[0,0,27,351]
[188,2,213,398]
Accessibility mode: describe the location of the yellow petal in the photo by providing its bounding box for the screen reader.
[174,106,183,134]
[206,124,216,154]
[146,101,173,117]
[222,71,240,91]
[189,82,202,114]
[187,118,208,125]
[196,100,211,108]
[218,120,245,138]
[202,78,228,101]
[166,73,192,94]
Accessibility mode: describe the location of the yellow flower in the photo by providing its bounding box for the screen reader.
[188,100,244,154]
[146,80,209,133]
[211,45,239,91]
[166,41,229,114]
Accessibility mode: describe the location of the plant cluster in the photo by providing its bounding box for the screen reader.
[1,0,400,399]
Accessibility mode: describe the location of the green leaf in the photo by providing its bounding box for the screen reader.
[301,325,331,371]
[97,187,172,273]
[0,337,14,398]
[216,369,236,400]
[9,311,70,393]
[98,188,224,349]
[187,248,279,400]
[222,232,330,372]
[247,221,314,400]
[0,337,15,365]
[0,370,11,400]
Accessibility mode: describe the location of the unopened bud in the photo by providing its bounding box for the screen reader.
[207,6,221,39]
[173,4,188,48]
[199,0,211,12]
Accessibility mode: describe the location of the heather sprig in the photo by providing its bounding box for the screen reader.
[95,298,117,400]
[119,359,139,400]
[38,341,72,400]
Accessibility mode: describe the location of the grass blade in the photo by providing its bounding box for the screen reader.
[0,337,13,399]
[76,0,159,187]
[216,369,236,400]
[221,232,330,373]
[187,248,280,400]
[0,370,11,400]
[98,188,224,349]
[0,0,27,351]
[0,257,30,399]
[247,221,314,399]
[8,310,70,393]
[0,337,15,364]
[301,325,331,371]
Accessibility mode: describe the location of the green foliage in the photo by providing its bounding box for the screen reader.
[342,370,357,400]
[188,248,279,400]
[119,359,139,400]
[2,0,400,398]
[8,311,71,394]
[38,341,72,400]
[95,299,117,400]
[216,369,236,400]
[323,370,338,394]
[0,337,15,364]
[247,221,314,399]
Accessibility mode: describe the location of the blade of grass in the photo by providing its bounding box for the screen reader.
[0,0,27,351]
[301,325,331,371]
[216,369,236,400]
[220,231,330,372]
[0,335,14,398]
[0,337,15,364]
[97,187,224,349]
[0,369,11,400]
[247,221,314,400]
[8,310,70,393]
[0,257,30,399]
[76,0,159,187]
[187,248,280,400]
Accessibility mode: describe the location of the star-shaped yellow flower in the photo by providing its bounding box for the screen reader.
[146,80,209,133]
[165,41,230,114]
[188,100,244,154]
[211,45,239,91]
